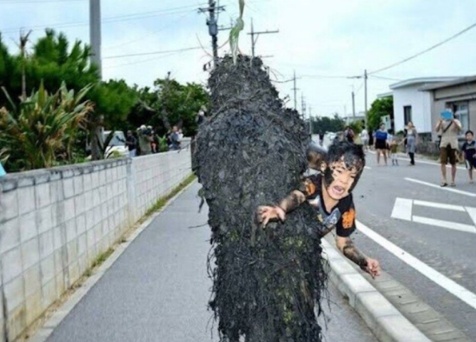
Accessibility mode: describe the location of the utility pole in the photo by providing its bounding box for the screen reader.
[364,69,368,128]
[89,0,102,79]
[352,90,356,118]
[301,93,306,117]
[199,0,225,67]
[19,30,32,100]
[248,18,279,58]
[292,70,299,111]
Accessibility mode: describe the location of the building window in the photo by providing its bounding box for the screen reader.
[449,102,469,134]
[403,106,412,124]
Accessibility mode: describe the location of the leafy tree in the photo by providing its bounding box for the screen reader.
[0,82,93,171]
[85,80,139,160]
[28,29,99,93]
[90,79,138,129]
[311,114,345,134]
[367,97,393,132]
[128,77,209,137]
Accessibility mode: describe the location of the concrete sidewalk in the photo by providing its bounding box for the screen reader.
[31,182,381,342]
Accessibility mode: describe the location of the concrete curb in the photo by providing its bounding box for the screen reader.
[322,239,431,342]
[28,177,198,342]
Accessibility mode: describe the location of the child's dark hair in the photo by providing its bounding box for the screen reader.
[325,141,365,192]
[465,130,474,136]
[326,140,365,172]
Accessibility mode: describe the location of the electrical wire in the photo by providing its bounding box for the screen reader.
[0,0,83,3]
[104,11,194,50]
[0,4,205,34]
[103,46,202,59]
[301,74,352,80]
[368,75,402,81]
[368,21,476,75]
[104,51,183,70]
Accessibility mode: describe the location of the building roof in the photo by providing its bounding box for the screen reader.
[389,77,459,90]
[377,91,393,99]
[418,75,476,91]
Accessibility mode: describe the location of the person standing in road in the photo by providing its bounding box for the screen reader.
[461,130,476,184]
[435,110,462,187]
[360,128,369,151]
[257,141,381,279]
[374,123,388,166]
[125,130,137,158]
[318,131,325,146]
[405,121,418,166]
[344,126,355,143]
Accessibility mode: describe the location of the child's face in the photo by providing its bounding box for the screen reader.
[466,133,474,141]
[323,160,358,201]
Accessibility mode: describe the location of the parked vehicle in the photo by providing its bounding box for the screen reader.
[103,130,128,158]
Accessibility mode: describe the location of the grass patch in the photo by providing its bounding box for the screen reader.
[143,173,197,218]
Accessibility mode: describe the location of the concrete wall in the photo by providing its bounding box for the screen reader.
[0,148,191,341]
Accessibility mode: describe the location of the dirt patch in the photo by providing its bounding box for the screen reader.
[194,55,327,342]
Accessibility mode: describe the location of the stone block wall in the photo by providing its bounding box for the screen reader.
[0,148,191,341]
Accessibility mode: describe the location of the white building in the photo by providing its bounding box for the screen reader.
[390,77,457,133]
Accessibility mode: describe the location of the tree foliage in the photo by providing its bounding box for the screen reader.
[0,82,93,171]
[311,114,345,134]
[128,78,209,136]
[0,28,210,169]
[367,97,393,132]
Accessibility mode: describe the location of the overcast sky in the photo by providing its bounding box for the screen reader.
[1,0,476,117]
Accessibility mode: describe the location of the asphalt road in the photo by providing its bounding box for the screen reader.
[351,149,476,339]
[45,182,377,342]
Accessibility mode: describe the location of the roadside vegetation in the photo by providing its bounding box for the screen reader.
[0,29,209,172]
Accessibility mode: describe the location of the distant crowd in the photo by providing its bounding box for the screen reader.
[126,125,183,158]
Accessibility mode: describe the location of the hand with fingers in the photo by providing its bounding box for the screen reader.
[363,257,381,279]
[256,205,286,227]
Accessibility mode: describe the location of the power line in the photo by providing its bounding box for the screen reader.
[104,51,183,70]
[104,11,194,50]
[369,20,476,75]
[103,46,202,59]
[0,0,83,3]
[368,75,402,81]
[301,74,350,80]
[0,4,204,33]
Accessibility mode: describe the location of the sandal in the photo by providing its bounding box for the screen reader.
[440,182,448,187]
[450,183,456,187]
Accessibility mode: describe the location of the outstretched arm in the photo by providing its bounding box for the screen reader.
[257,190,306,227]
[336,236,381,278]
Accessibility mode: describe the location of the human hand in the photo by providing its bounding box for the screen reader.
[363,258,381,278]
[256,205,286,227]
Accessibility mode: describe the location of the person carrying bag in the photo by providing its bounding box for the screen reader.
[435,110,461,187]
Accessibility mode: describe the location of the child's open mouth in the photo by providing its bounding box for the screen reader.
[332,185,345,196]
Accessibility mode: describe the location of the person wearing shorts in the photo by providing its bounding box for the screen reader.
[461,130,476,183]
[435,114,461,187]
[374,123,388,166]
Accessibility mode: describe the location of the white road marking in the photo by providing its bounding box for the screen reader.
[413,199,466,212]
[405,178,476,197]
[391,198,476,234]
[466,207,476,227]
[356,220,476,310]
[364,166,372,170]
[412,216,476,234]
[391,198,412,220]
